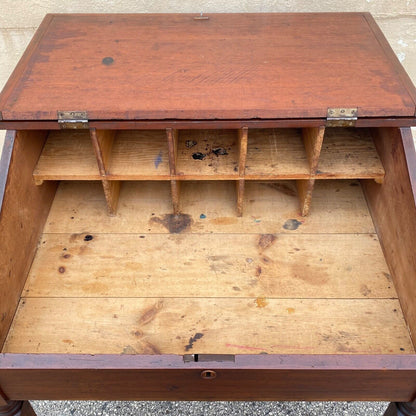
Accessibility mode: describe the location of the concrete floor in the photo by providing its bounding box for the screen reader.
[31,401,390,415]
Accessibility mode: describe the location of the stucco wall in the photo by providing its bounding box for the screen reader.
[0,1,415,148]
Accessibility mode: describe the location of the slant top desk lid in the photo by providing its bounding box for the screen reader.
[0,13,415,122]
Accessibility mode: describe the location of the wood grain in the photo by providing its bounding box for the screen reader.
[170,180,181,214]
[3,298,412,355]
[236,179,244,217]
[362,127,416,347]
[23,233,393,299]
[0,14,414,121]
[0,130,57,348]
[90,129,116,175]
[245,129,310,179]
[176,130,239,179]
[238,128,248,175]
[101,179,120,216]
[317,128,385,181]
[297,179,315,217]
[33,130,101,183]
[302,126,325,173]
[44,180,375,234]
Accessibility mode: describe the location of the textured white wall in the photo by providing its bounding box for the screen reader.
[0,1,415,148]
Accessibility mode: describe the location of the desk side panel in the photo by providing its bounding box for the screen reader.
[0,130,57,348]
[362,127,416,348]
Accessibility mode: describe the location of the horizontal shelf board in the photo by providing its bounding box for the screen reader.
[44,180,375,234]
[176,130,239,177]
[245,128,310,177]
[33,130,101,181]
[25,233,393,299]
[317,128,385,180]
[108,130,170,177]
[4,297,413,355]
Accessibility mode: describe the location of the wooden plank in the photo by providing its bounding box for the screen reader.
[108,130,170,179]
[1,14,415,121]
[245,129,310,179]
[362,127,416,348]
[24,233,394,299]
[102,180,120,216]
[176,130,239,179]
[317,128,385,182]
[171,180,180,214]
[3,297,412,355]
[0,130,57,348]
[302,126,325,173]
[166,128,178,176]
[33,130,101,183]
[44,180,376,234]
[90,128,116,175]
[1,354,416,402]
[236,179,244,217]
[238,127,248,175]
[297,179,315,217]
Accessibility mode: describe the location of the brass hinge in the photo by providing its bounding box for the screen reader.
[326,108,358,127]
[58,111,89,129]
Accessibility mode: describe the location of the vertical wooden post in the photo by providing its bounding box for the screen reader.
[236,127,248,216]
[167,128,181,214]
[90,128,120,216]
[297,126,325,216]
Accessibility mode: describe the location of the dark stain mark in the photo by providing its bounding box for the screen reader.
[63,248,67,251]
[169,385,179,391]
[283,219,302,231]
[234,166,238,172]
[139,300,163,326]
[70,216,75,220]
[58,266,66,274]
[261,256,271,264]
[113,314,118,318]
[102,56,114,65]
[154,151,163,169]
[185,140,197,148]
[142,341,161,354]
[84,234,94,241]
[200,213,206,219]
[151,213,192,233]
[192,152,206,160]
[212,147,228,156]
[400,348,405,351]
[185,333,204,351]
[263,183,296,197]
[256,266,262,277]
[140,236,145,239]
[258,234,277,250]
[349,182,359,187]
[1,312,6,322]
[133,330,143,337]
[383,272,392,280]
[233,286,241,291]
[360,284,371,297]
[62,253,71,259]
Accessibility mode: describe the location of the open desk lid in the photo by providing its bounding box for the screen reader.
[0,13,415,124]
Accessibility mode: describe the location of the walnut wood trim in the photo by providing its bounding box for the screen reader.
[0,118,414,131]
[0,354,416,401]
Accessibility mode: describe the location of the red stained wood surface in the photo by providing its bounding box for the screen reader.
[0,13,415,122]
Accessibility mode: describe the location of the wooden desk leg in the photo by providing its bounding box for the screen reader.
[0,401,36,416]
[384,402,416,416]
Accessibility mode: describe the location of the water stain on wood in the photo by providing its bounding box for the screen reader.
[258,234,277,250]
[283,219,302,230]
[139,300,164,326]
[255,297,268,308]
[360,284,372,296]
[210,217,238,225]
[102,56,114,65]
[150,213,192,233]
[256,265,262,277]
[141,341,161,355]
[185,332,204,351]
[212,147,228,156]
[291,263,329,286]
[192,152,206,160]
[58,266,65,274]
[84,234,94,241]
[121,345,138,355]
[185,140,197,148]
[287,307,295,314]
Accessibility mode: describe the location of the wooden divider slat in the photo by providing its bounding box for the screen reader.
[302,126,325,173]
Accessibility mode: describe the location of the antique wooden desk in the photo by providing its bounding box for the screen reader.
[0,13,415,416]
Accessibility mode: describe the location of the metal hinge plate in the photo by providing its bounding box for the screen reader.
[58,111,89,129]
[326,108,358,127]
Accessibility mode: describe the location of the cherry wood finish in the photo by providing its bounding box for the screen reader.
[0,13,415,122]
